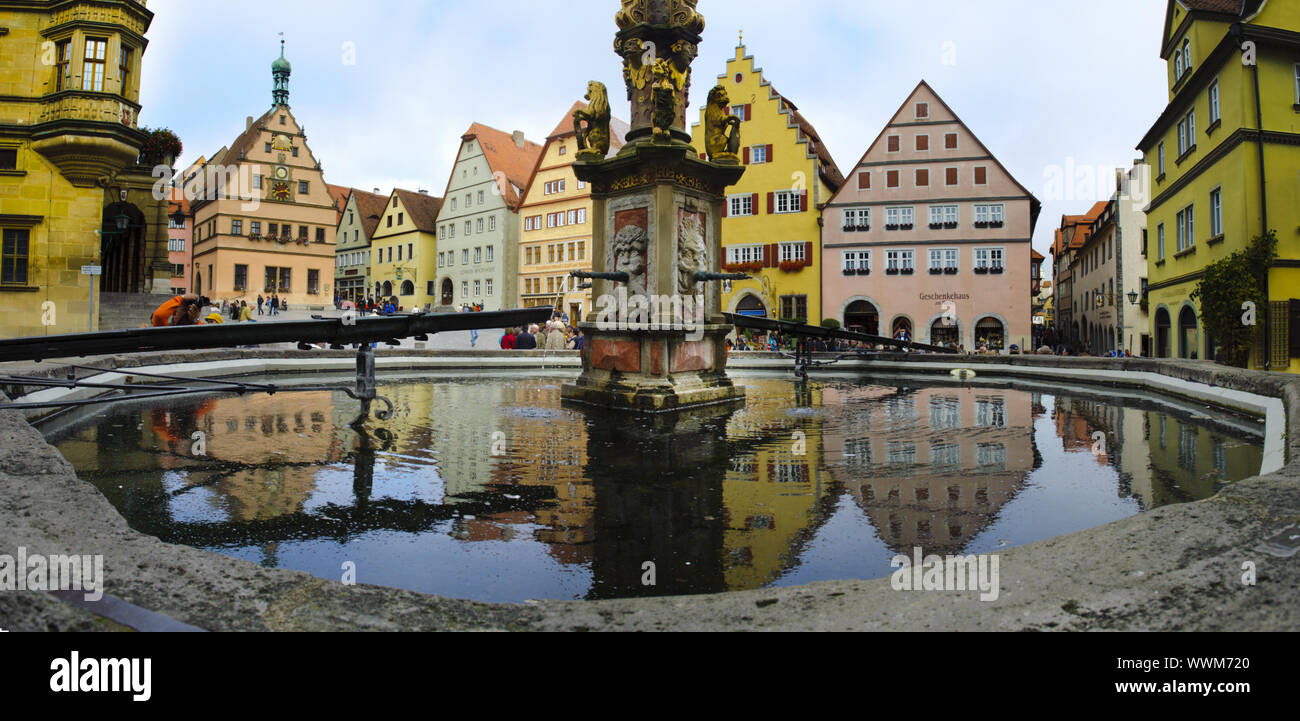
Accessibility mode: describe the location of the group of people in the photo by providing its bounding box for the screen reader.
[501,313,583,351]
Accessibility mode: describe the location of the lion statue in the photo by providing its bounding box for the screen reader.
[705,85,741,162]
[573,81,612,158]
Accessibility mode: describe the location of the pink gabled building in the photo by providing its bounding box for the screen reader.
[166,187,192,295]
[821,81,1041,351]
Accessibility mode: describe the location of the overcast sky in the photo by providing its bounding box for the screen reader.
[140,0,1170,270]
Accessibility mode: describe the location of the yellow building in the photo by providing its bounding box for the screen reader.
[689,42,844,324]
[189,42,338,309]
[517,103,627,321]
[0,0,170,339]
[1138,0,1300,368]
[369,188,443,309]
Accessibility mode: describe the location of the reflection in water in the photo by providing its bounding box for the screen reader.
[45,373,1264,603]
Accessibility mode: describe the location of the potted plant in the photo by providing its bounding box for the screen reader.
[857,266,871,275]
[885,224,899,231]
[929,267,943,275]
[945,222,958,230]
[975,221,989,229]
[901,267,914,275]
[900,223,914,231]
[975,266,990,274]
[139,127,183,167]
[990,266,1005,274]
[944,267,958,275]
[929,223,943,230]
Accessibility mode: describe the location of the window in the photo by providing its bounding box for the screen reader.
[1295,64,1300,103]
[915,134,929,151]
[119,45,133,94]
[779,242,806,263]
[578,241,585,260]
[567,242,575,261]
[407,242,413,259]
[251,221,261,235]
[447,223,455,238]
[729,194,754,217]
[462,249,469,265]
[1157,142,1166,176]
[168,238,186,252]
[885,206,914,228]
[298,225,308,239]
[316,227,325,243]
[1208,79,1220,125]
[265,142,272,154]
[1209,187,1222,238]
[567,210,578,225]
[887,170,899,188]
[291,147,298,158]
[751,145,768,163]
[945,133,958,150]
[887,135,900,153]
[474,247,482,264]
[252,174,262,190]
[1181,37,1192,77]
[474,280,481,297]
[396,245,403,262]
[478,190,485,205]
[265,267,292,293]
[82,38,107,91]
[945,167,958,186]
[974,247,1005,270]
[438,252,444,268]
[486,279,494,296]
[842,250,870,272]
[477,218,484,233]
[974,204,1004,226]
[486,245,494,262]
[928,205,958,226]
[233,264,247,291]
[774,190,802,214]
[447,250,454,266]
[450,198,456,210]
[914,169,929,187]
[928,248,958,271]
[1175,50,1184,80]
[1,229,30,285]
[915,103,929,119]
[465,194,472,207]
[462,281,469,297]
[974,166,988,185]
[842,208,870,231]
[726,244,765,265]
[231,219,243,236]
[1176,205,1195,252]
[489,215,496,231]
[268,223,278,237]
[524,217,533,231]
[885,249,915,272]
[779,295,809,323]
[54,40,70,91]
[387,216,392,228]
[1178,109,1196,155]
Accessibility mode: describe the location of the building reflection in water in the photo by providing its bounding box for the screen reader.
[45,373,1263,602]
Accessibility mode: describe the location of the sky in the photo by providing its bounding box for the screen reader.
[139,0,1172,270]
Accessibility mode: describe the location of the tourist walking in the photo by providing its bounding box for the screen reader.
[270,294,279,317]
[257,295,264,316]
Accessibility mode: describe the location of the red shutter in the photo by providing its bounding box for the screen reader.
[763,244,771,267]
[743,147,750,164]
[722,199,728,217]
[800,190,808,212]
[767,192,775,214]
[804,241,814,267]
[745,104,752,121]
[858,172,871,190]
[751,192,759,211]
[769,243,779,268]
[766,144,774,162]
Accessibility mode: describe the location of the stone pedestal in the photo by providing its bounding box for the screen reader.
[561,141,745,413]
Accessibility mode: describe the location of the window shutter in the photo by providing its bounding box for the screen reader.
[767,192,775,214]
[722,199,728,218]
[766,144,774,162]
[763,244,771,267]
[751,192,759,210]
[770,243,779,268]
[743,147,750,164]
[858,172,870,190]
[804,241,814,267]
[744,104,752,121]
[800,190,808,212]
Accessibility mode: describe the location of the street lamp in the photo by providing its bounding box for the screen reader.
[1127,290,1140,306]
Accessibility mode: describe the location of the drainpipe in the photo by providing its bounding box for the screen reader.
[1243,24,1272,366]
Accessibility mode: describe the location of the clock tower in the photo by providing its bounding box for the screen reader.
[272,38,291,107]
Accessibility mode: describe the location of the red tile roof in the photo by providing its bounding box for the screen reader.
[461,123,544,210]
[349,188,391,239]
[327,184,351,221]
[392,189,444,234]
[773,91,845,191]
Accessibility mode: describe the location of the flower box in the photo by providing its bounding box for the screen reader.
[975,221,989,229]
[900,268,915,275]
[990,266,1005,274]
[929,268,944,275]
[944,222,958,230]
[856,267,871,276]
[886,269,900,275]
[779,260,808,273]
[859,225,870,232]
[943,267,958,275]
[990,221,1004,229]
[900,224,914,231]
[975,267,990,274]
[885,224,899,231]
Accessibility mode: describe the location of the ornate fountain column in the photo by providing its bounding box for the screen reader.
[562,0,748,413]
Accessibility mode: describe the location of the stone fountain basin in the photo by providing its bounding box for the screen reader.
[1,350,1297,631]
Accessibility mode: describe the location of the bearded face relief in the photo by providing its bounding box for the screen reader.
[612,224,650,302]
[676,210,706,299]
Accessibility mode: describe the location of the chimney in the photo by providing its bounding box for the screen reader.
[246,116,254,130]
[418,189,428,195]
[373,188,380,194]
[512,130,525,148]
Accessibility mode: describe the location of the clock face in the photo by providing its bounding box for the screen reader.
[274,166,289,180]
[271,181,291,201]
[271,134,292,152]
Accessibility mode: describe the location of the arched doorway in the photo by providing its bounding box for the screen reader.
[382,280,393,298]
[891,316,913,341]
[440,278,454,306]
[1155,307,1171,358]
[735,294,768,318]
[400,280,414,296]
[930,317,959,347]
[1178,306,1198,359]
[374,282,381,298]
[100,202,146,293]
[975,317,1006,350]
[844,300,879,335]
